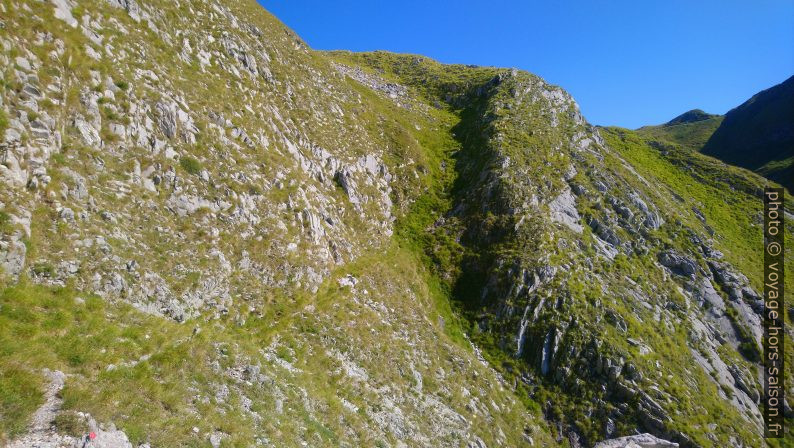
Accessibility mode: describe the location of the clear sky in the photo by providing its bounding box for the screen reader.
[257,1,794,128]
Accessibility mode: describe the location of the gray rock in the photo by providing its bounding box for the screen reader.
[708,261,747,289]
[604,418,616,437]
[540,328,559,376]
[728,364,759,403]
[607,363,622,381]
[51,0,78,28]
[29,120,50,139]
[623,362,642,381]
[73,115,102,146]
[616,205,634,221]
[594,181,608,192]
[334,169,360,206]
[165,194,228,217]
[4,127,22,144]
[333,63,409,103]
[643,212,662,230]
[109,123,126,138]
[209,432,223,448]
[22,84,43,100]
[468,437,487,448]
[571,183,587,196]
[0,232,27,278]
[589,218,620,246]
[86,418,134,448]
[549,187,583,233]
[59,207,75,221]
[14,56,32,71]
[658,251,697,277]
[606,309,627,333]
[627,338,652,355]
[695,277,725,317]
[107,0,143,22]
[156,101,178,139]
[594,433,678,448]
[61,168,89,201]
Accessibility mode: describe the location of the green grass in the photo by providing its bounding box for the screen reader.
[636,116,723,152]
[0,364,44,441]
[179,155,202,176]
[602,127,794,293]
[0,240,553,446]
[0,282,252,445]
[0,109,7,137]
[0,211,12,234]
[1,1,789,445]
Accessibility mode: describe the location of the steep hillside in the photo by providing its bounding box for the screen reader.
[0,1,555,446]
[701,75,794,192]
[0,1,791,447]
[326,51,794,447]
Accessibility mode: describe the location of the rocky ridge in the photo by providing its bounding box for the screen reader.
[0,0,791,447]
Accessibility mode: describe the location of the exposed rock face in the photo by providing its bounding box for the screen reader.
[549,187,583,233]
[594,433,679,448]
[658,251,698,277]
[0,231,26,279]
[0,0,401,320]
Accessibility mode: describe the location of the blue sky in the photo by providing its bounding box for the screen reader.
[258,0,794,128]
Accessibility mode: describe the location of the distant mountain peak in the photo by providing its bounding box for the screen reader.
[664,109,719,126]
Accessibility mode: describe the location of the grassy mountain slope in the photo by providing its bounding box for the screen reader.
[329,51,794,447]
[0,1,791,447]
[0,0,554,446]
[636,114,723,153]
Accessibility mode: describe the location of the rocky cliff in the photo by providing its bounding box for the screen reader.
[0,1,791,447]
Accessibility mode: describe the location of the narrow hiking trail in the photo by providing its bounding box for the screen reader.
[6,369,78,448]
[6,369,133,448]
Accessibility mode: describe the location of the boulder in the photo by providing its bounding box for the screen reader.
[658,251,697,277]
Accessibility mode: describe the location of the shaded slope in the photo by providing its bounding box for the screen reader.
[702,75,794,191]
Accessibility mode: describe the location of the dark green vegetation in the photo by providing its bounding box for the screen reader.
[0,362,42,440]
[0,108,7,136]
[664,109,719,126]
[179,155,203,176]
[701,75,794,192]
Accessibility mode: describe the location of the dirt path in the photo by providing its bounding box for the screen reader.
[5,369,79,448]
